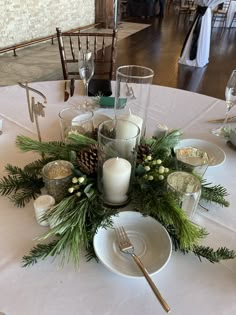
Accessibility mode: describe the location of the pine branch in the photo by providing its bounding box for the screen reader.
[0,174,23,195]
[67,133,97,147]
[10,189,41,208]
[132,189,205,251]
[193,245,236,263]
[38,190,112,266]
[16,136,75,160]
[201,182,229,207]
[23,157,55,174]
[145,129,181,160]
[0,163,43,207]
[22,240,60,267]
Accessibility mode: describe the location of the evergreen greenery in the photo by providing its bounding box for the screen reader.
[1,131,235,267]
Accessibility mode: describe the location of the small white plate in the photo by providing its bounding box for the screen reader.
[175,139,226,167]
[93,211,172,278]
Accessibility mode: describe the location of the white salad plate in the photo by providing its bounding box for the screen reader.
[93,211,172,278]
[175,138,226,167]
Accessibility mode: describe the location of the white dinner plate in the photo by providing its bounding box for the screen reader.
[175,139,226,167]
[93,211,172,278]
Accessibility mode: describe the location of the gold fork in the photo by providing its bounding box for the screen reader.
[115,226,171,313]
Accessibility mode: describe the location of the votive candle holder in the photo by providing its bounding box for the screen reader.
[42,160,74,202]
[167,171,201,219]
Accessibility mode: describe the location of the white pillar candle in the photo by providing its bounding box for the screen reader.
[103,157,131,205]
[115,119,140,156]
[33,195,55,226]
[117,113,143,138]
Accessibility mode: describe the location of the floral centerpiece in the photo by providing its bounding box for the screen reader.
[0,129,235,267]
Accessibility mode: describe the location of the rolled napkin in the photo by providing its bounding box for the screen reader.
[88,79,112,97]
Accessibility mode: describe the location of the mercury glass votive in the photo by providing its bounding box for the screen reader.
[167,171,201,219]
[97,119,140,206]
[175,146,209,178]
[42,160,74,202]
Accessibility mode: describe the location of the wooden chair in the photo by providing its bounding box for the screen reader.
[56,27,117,80]
[212,0,232,28]
[229,11,236,28]
[176,0,196,24]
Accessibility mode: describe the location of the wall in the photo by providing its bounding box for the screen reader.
[0,0,95,48]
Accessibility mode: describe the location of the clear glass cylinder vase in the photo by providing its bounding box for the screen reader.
[97,119,140,206]
[114,65,154,136]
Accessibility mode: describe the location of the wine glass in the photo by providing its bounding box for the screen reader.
[78,49,94,107]
[212,69,236,136]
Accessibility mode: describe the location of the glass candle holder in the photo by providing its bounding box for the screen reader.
[167,171,201,219]
[58,107,94,141]
[114,65,154,136]
[175,147,209,178]
[97,119,140,206]
[42,160,74,202]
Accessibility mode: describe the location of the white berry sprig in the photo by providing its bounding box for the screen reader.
[68,176,87,197]
[142,155,169,182]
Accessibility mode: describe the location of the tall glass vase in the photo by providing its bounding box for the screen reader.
[114,65,154,136]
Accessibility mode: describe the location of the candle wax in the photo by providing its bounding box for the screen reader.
[103,157,131,205]
[33,195,55,226]
[117,113,143,139]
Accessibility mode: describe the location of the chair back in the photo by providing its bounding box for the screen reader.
[217,0,231,13]
[56,27,117,80]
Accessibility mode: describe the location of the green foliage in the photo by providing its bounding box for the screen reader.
[193,245,236,263]
[0,163,44,207]
[201,182,229,207]
[23,188,116,267]
[0,131,235,266]
[146,129,181,161]
[132,182,206,252]
[22,240,60,267]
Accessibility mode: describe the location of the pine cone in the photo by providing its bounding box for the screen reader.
[137,143,152,165]
[77,144,98,175]
[91,128,98,141]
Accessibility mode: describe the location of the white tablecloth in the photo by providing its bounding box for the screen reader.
[0,81,236,315]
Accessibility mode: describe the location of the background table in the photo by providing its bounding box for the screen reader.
[0,81,236,315]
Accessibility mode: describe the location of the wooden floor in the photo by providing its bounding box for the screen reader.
[117,10,236,100]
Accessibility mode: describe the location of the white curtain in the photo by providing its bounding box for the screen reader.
[179,0,224,68]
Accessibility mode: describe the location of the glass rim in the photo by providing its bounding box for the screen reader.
[167,171,201,194]
[116,65,154,80]
[98,118,141,141]
[58,107,94,122]
[42,160,74,180]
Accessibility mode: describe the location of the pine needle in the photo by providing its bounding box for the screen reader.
[201,182,229,207]
[193,245,236,263]
[22,240,60,267]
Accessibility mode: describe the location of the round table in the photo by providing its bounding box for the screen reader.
[0,81,235,315]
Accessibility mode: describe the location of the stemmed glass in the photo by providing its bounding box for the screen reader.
[78,49,94,107]
[212,69,236,136]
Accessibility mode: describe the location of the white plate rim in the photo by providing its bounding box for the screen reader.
[93,211,172,278]
[175,138,226,167]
